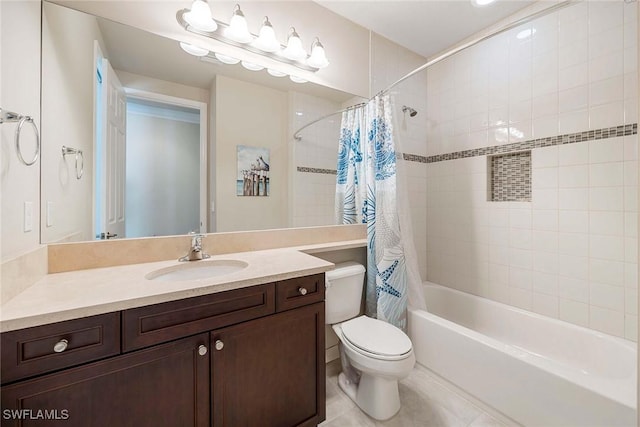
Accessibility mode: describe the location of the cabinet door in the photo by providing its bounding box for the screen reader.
[1,334,209,427]
[212,302,325,427]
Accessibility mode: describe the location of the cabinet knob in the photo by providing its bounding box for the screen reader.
[214,340,224,351]
[53,339,69,353]
[298,287,308,296]
[198,345,208,356]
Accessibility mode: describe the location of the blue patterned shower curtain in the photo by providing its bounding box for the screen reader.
[335,94,408,330]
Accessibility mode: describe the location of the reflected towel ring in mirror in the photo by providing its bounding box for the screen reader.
[61,146,84,180]
[0,108,40,166]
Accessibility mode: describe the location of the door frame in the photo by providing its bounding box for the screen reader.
[93,41,104,239]
[123,88,208,234]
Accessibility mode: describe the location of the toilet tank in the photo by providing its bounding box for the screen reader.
[325,261,366,324]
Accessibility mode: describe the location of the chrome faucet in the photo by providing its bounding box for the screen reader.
[179,233,211,262]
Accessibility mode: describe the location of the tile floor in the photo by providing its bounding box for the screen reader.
[320,360,516,427]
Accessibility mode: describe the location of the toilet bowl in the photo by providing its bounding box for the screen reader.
[326,262,415,421]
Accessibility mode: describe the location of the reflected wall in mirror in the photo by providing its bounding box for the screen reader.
[40,1,360,244]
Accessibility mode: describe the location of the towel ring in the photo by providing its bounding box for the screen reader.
[61,146,84,180]
[15,116,40,166]
[75,150,84,180]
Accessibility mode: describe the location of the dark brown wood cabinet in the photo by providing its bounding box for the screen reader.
[1,274,326,427]
[212,302,325,427]
[1,333,210,427]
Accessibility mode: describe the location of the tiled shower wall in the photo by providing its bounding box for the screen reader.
[424,1,639,340]
[289,92,342,227]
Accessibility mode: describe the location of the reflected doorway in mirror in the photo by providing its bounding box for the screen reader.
[237,145,270,196]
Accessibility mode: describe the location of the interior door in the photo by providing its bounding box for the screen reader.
[99,59,126,239]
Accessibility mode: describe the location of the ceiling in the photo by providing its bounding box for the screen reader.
[316,0,536,59]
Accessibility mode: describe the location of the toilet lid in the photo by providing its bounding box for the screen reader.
[341,316,412,357]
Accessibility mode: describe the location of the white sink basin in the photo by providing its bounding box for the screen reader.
[146,260,249,282]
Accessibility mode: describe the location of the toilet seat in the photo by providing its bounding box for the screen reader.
[340,316,412,361]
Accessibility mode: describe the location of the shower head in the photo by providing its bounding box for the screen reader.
[402,105,418,117]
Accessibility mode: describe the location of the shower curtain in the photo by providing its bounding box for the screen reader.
[336,94,425,331]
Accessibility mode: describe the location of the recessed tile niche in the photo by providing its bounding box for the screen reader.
[489,151,532,202]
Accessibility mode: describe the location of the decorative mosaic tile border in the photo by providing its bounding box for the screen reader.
[297,166,337,175]
[298,124,637,173]
[401,124,637,165]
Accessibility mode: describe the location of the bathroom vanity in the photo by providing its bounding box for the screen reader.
[0,272,326,426]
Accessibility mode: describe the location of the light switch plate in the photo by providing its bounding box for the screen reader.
[24,201,33,232]
[47,201,54,227]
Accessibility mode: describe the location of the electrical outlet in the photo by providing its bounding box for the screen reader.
[47,201,54,227]
[24,201,33,232]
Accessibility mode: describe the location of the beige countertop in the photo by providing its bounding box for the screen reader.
[0,243,368,333]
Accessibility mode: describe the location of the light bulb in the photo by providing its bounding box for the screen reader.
[471,0,496,6]
[267,68,287,77]
[179,42,209,57]
[184,0,217,32]
[282,27,307,61]
[289,75,307,83]
[224,4,252,43]
[253,17,280,52]
[307,38,329,68]
[214,52,240,64]
[241,61,264,71]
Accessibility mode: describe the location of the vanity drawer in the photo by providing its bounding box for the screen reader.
[1,312,120,384]
[275,273,325,312]
[122,283,275,351]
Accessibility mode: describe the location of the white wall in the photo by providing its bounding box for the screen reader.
[214,75,288,231]
[1,1,42,261]
[424,1,638,340]
[40,3,108,243]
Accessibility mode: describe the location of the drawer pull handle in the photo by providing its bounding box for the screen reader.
[298,287,308,296]
[214,340,224,351]
[53,339,69,353]
[198,345,208,356]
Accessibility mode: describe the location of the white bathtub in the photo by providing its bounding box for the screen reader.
[407,282,637,427]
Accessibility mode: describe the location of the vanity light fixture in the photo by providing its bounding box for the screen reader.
[289,75,308,84]
[180,42,209,56]
[176,1,329,83]
[225,5,252,43]
[214,52,240,64]
[267,68,287,77]
[253,17,280,53]
[471,0,497,6]
[241,61,264,71]
[282,27,307,61]
[183,0,217,32]
[307,38,329,69]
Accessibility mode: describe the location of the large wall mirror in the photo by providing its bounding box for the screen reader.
[40,1,361,244]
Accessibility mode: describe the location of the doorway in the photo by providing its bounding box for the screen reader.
[124,93,207,238]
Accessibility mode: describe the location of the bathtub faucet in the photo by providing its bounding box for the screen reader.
[179,232,211,262]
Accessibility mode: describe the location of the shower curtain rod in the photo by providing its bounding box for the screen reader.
[293,0,578,141]
[293,102,366,141]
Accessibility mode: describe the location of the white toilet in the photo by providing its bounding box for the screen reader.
[325,262,415,421]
